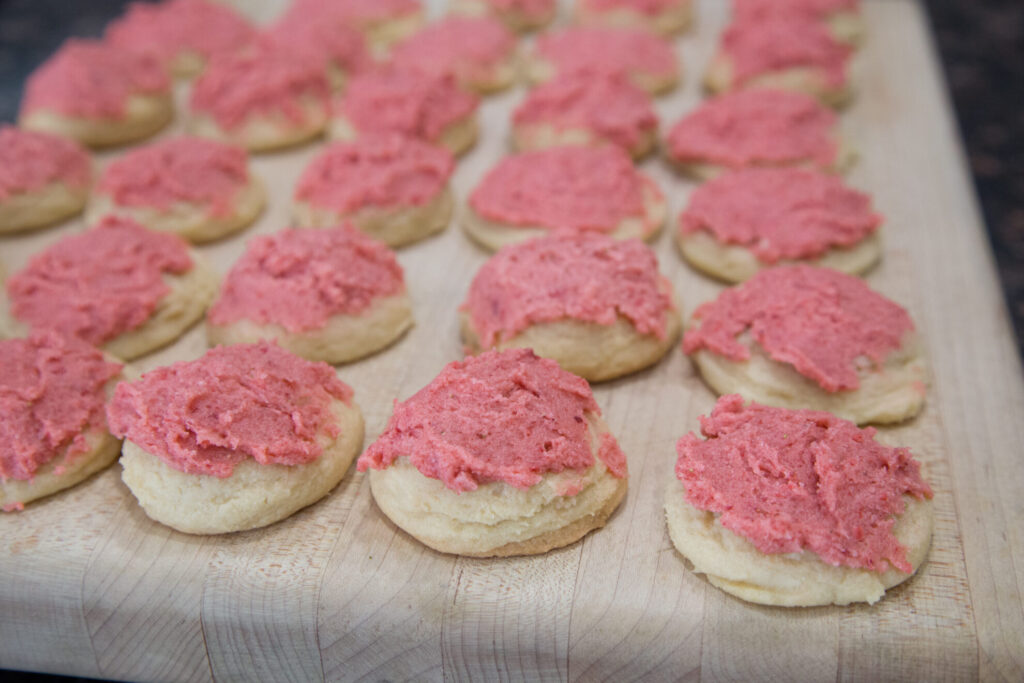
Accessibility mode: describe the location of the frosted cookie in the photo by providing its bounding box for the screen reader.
[390,17,519,94]
[0,126,92,234]
[682,266,927,424]
[329,68,479,156]
[676,168,881,282]
[358,349,628,556]
[665,89,850,180]
[87,136,264,243]
[464,146,666,250]
[512,72,658,159]
[105,0,255,78]
[526,27,679,95]
[3,216,217,361]
[107,342,364,534]
[207,226,412,364]
[264,11,371,92]
[574,0,694,36]
[283,0,424,53]
[734,0,864,47]
[1,333,124,512]
[705,15,853,107]
[188,46,331,152]
[19,39,172,148]
[292,135,454,247]
[666,395,933,606]
[449,0,556,33]
[461,233,681,381]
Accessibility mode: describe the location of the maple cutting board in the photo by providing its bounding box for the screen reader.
[1,1,1022,680]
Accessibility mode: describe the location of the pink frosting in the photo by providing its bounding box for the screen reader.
[358,348,627,492]
[1,333,122,482]
[391,17,516,84]
[97,136,250,216]
[189,46,330,130]
[20,39,169,119]
[0,125,91,201]
[534,27,677,81]
[7,216,193,346]
[295,134,454,213]
[667,89,838,169]
[683,266,915,392]
[513,72,657,151]
[264,11,370,79]
[462,232,673,346]
[107,342,353,478]
[583,0,686,14]
[734,0,859,21]
[208,226,405,333]
[105,0,255,69]
[679,168,881,263]
[470,146,654,232]
[485,0,554,19]
[675,394,932,573]
[334,67,479,143]
[720,14,851,88]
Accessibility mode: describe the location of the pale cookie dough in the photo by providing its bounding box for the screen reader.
[574,0,694,36]
[359,349,629,557]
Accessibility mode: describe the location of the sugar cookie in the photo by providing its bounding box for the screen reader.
[264,11,371,92]
[108,342,364,534]
[734,0,864,46]
[283,0,424,53]
[574,0,694,36]
[666,395,933,606]
[449,0,556,33]
[359,349,628,557]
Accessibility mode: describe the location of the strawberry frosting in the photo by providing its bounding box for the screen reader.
[533,27,677,81]
[358,348,627,492]
[105,0,255,69]
[682,266,915,392]
[284,0,420,28]
[107,342,353,478]
[0,125,91,201]
[734,0,859,21]
[20,39,169,119]
[97,136,250,216]
[583,0,686,13]
[264,12,370,80]
[666,89,839,169]
[469,146,653,232]
[391,17,516,84]
[483,0,554,19]
[334,67,478,143]
[675,394,932,573]
[189,46,330,130]
[295,134,453,213]
[208,226,405,333]
[513,72,658,152]
[462,232,674,346]
[7,216,193,346]
[1,333,122,481]
[679,168,881,263]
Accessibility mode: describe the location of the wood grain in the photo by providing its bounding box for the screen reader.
[1,0,1022,680]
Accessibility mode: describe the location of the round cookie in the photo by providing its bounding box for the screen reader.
[87,136,264,243]
[107,342,364,534]
[526,26,680,95]
[676,167,882,282]
[1,333,124,512]
[188,46,331,152]
[264,11,371,92]
[206,226,413,364]
[704,14,854,107]
[293,135,454,247]
[358,348,629,557]
[512,72,659,159]
[665,89,851,180]
[449,0,556,33]
[390,16,519,94]
[0,125,92,234]
[329,67,480,157]
[665,394,934,606]
[3,216,217,361]
[733,0,865,47]
[574,0,694,36]
[283,0,424,54]
[105,0,255,78]
[682,265,928,425]
[464,146,666,251]
[461,232,681,381]
[19,39,172,148]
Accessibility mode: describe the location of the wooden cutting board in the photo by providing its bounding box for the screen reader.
[1,1,1022,680]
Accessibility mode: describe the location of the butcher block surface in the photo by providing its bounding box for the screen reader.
[1,1,1022,680]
